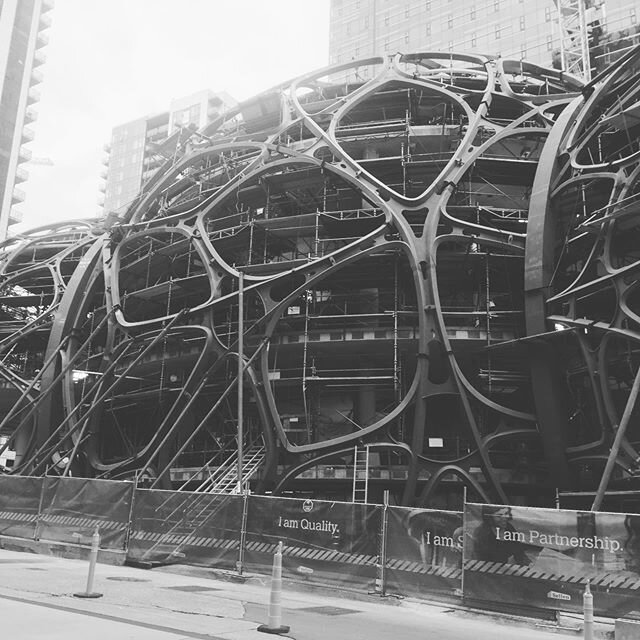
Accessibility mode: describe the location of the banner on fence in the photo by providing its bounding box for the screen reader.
[385,506,462,600]
[463,503,640,618]
[36,476,134,549]
[244,496,381,590]
[0,475,43,540]
[126,489,243,568]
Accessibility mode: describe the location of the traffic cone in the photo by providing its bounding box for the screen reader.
[74,526,103,599]
[258,541,290,635]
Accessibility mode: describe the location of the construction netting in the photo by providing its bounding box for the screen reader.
[126,489,243,568]
[36,476,134,549]
[3,474,640,619]
[464,503,640,619]
[0,475,43,539]
[243,496,381,591]
[384,506,463,600]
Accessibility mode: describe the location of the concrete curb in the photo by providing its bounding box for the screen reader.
[0,534,126,566]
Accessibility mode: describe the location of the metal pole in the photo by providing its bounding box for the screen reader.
[592,366,640,511]
[378,489,390,596]
[237,270,244,493]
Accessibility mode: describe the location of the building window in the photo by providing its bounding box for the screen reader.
[426,1,431,10]
[519,16,525,30]
[494,0,499,11]
[426,23,431,35]
[384,14,389,26]
[364,15,369,28]
[471,33,477,47]
[631,8,637,23]
[405,4,410,17]
[495,25,501,39]
[448,14,453,29]
[470,6,476,20]
[545,6,551,22]
[546,35,553,50]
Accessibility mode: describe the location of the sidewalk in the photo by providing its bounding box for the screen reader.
[0,545,616,640]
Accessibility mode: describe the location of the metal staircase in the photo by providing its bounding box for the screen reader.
[139,442,265,562]
[195,444,265,494]
[352,444,370,503]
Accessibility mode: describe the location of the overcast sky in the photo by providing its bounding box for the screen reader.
[18,0,331,232]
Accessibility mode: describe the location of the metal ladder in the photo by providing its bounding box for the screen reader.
[352,444,370,503]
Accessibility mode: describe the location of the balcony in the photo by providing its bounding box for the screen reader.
[39,12,52,29]
[22,127,35,143]
[30,69,44,86]
[33,49,47,68]
[36,31,49,49]
[12,188,26,205]
[24,108,38,124]
[14,167,29,184]
[41,0,55,13]
[8,208,23,225]
[100,168,108,180]
[103,142,111,153]
[19,147,32,163]
[27,87,40,105]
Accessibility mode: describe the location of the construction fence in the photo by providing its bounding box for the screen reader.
[1,475,639,619]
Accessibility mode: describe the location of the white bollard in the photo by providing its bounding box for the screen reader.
[258,541,290,635]
[583,580,593,640]
[74,526,103,599]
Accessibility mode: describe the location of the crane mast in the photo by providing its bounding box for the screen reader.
[555,0,605,82]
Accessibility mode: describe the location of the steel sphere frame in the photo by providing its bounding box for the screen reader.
[1,50,640,510]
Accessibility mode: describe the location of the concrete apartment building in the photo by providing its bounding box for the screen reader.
[100,89,236,217]
[329,0,640,72]
[0,0,53,241]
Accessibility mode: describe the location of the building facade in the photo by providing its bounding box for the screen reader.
[100,90,236,217]
[328,0,640,72]
[0,0,53,241]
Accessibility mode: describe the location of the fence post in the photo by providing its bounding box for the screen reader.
[237,489,249,575]
[376,490,389,596]
[123,476,139,553]
[34,476,49,541]
[460,486,467,600]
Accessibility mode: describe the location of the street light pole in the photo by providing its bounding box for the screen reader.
[237,270,244,493]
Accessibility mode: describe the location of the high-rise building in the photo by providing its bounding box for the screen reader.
[0,0,53,241]
[100,89,236,217]
[329,0,640,73]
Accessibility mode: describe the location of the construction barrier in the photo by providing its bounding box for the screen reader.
[2,474,640,620]
[384,506,463,600]
[126,488,244,568]
[463,503,640,619]
[244,495,381,591]
[36,476,134,549]
[0,475,43,539]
